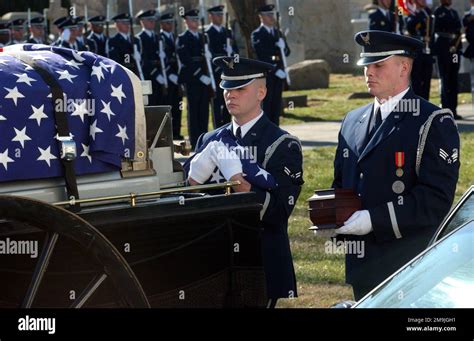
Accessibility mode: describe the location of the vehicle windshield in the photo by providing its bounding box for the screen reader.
[437,191,474,241]
[355,221,474,308]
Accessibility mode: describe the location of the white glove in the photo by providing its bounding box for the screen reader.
[168,73,179,85]
[275,69,286,79]
[275,37,285,49]
[199,75,211,86]
[61,28,71,42]
[335,210,373,236]
[225,43,233,56]
[188,141,218,184]
[159,49,166,60]
[156,74,165,85]
[313,228,337,238]
[211,141,243,180]
[204,48,213,61]
[133,48,141,64]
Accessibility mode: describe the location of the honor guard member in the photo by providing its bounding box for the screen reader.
[58,17,87,51]
[27,16,48,44]
[330,31,460,300]
[52,16,67,46]
[86,15,108,56]
[463,0,474,101]
[159,12,183,139]
[406,0,434,100]
[136,9,163,105]
[251,4,290,126]
[206,5,239,128]
[0,22,10,47]
[176,9,211,148]
[107,12,141,77]
[7,18,25,45]
[189,57,303,308]
[368,0,396,32]
[74,16,88,49]
[433,0,463,119]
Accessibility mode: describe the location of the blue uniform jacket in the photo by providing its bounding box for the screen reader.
[194,114,304,299]
[251,25,290,74]
[333,89,460,289]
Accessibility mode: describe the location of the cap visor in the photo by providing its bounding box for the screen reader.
[356,54,395,66]
[220,78,257,90]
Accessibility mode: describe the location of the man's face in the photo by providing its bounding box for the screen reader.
[68,26,78,40]
[30,25,44,38]
[141,18,156,30]
[91,23,103,34]
[160,21,174,32]
[12,28,24,40]
[379,0,392,9]
[209,13,223,25]
[441,0,452,6]
[260,13,275,26]
[364,56,410,99]
[116,21,130,34]
[185,18,199,31]
[223,79,267,118]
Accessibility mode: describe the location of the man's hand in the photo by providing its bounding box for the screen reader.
[335,210,373,236]
[211,141,243,180]
[199,75,211,86]
[230,174,251,193]
[275,69,286,79]
[188,141,218,184]
[275,37,285,49]
[168,73,179,85]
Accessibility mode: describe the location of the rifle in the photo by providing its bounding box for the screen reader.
[128,0,145,80]
[423,9,432,54]
[84,5,89,37]
[275,0,291,86]
[157,0,168,92]
[27,8,31,41]
[225,12,231,57]
[199,0,217,94]
[106,0,110,37]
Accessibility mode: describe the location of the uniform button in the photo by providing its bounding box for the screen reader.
[360,173,364,179]
[358,193,361,197]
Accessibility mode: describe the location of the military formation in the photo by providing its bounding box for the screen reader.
[0,4,292,148]
[368,0,473,119]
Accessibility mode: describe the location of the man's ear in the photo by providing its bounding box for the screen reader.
[257,84,267,101]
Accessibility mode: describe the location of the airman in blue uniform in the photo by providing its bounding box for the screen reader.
[187,57,303,307]
[251,4,290,126]
[86,15,108,56]
[205,5,239,128]
[368,0,395,32]
[331,30,460,300]
[433,0,463,119]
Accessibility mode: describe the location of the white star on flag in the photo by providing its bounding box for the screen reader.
[56,69,78,83]
[4,86,25,106]
[99,61,112,72]
[0,115,6,121]
[37,146,57,167]
[71,50,86,62]
[91,65,105,82]
[100,100,116,121]
[90,119,103,140]
[29,104,48,126]
[14,73,37,86]
[111,84,126,104]
[71,101,90,123]
[255,168,270,180]
[32,55,49,62]
[65,59,83,70]
[12,126,32,148]
[81,143,92,163]
[0,149,14,171]
[116,124,129,145]
[210,168,224,183]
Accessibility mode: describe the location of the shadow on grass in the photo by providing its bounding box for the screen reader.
[282,111,326,122]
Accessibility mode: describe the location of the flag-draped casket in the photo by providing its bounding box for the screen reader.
[0,44,146,183]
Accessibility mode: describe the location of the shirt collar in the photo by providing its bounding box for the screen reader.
[374,87,410,121]
[261,24,273,34]
[232,111,264,139]
[119,32,130,40]
[161,30,172,38]
[188,29,199,38]
[211,24,223,32]
[378,7,389,16]
[144,29,154,37]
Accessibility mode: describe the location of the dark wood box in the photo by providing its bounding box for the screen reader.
[308,188,361,229]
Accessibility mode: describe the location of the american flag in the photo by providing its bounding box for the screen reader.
[0,44,136,183]
[184,128,277,190]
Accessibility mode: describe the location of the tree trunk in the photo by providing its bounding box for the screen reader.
[227,0,266,59]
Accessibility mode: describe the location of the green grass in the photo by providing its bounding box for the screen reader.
[278,132,474,308]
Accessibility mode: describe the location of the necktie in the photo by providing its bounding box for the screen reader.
[236,127,242,140]
[369,107,382,139]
